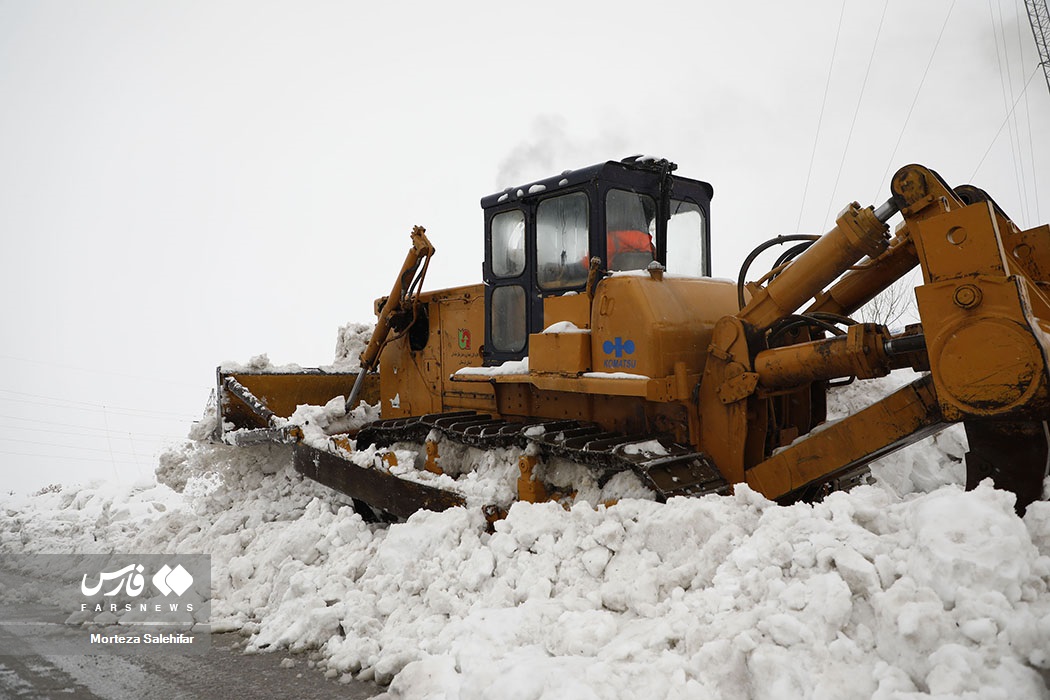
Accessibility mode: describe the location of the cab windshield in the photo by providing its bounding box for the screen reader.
[606,189,656,271]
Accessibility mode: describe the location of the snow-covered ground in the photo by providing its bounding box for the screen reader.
[3,357,1050,698]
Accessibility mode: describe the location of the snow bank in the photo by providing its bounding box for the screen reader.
[3,371,1050,698]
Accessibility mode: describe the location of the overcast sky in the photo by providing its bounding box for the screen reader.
[2,0,1048,493]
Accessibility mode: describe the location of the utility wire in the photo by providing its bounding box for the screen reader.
[797,0,847,232]
[1016,0,1041,222]
[0,387,197,416]
[0,436,146,459]
[0,392,197,421]
[994,0,1030,224]
[0,413,186,440]
[971,64,1042,181]
[0,448,142,467]
[875,0,958,200]
[823,0,889,231]
[0,353,211,392]
[0,422,183,443]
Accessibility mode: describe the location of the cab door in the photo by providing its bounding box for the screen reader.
[484,190,593,366]
[484,208,533,364]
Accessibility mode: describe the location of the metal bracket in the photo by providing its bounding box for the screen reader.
[717,370,760,404]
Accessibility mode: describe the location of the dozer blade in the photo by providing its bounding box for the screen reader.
[293,444,465,519]
[216,367,380,438]
[964,421,1049,514]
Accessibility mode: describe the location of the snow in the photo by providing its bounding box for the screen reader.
[287,395,380,450]
[330,322,373,370]
[609,269,713,281]
[219,353,306,374]
[582,372,651,380]
[3,369,1050,698]
[454,358,529,377]
[542,321,588,334]
[621,440,668,456]
[218,323,373,374]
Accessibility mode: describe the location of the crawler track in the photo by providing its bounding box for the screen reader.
[356,411,730,502]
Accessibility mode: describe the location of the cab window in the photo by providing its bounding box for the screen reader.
[606,189,656,271]
[491,210,525,278]
[536,192,589,290]
[490,285,527,352]
[666,199,706,276]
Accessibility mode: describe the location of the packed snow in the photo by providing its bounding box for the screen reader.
[3,341,1050,698]
[582,372,651,380]
[542,321,589,334]
[454,358,529,377]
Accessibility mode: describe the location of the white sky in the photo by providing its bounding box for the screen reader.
[2,0,1048,493]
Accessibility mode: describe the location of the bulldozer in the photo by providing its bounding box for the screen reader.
[215,156,1050,519]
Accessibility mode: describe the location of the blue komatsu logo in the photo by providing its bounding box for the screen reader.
[601,337,637,369]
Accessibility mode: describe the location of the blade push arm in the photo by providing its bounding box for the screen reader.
[701,164,1050,511]
[346,226,435,411]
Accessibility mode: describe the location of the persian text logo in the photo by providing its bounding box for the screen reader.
[81,563,194,598]
[81,564,146,597]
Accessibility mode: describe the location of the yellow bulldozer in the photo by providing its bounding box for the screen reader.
[215,156,1050,520]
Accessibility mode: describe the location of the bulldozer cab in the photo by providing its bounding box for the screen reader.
[480,156,714,365]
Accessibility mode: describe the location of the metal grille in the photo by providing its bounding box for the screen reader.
[1026,0,1050,94]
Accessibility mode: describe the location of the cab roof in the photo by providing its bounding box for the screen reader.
[480,156,714,210]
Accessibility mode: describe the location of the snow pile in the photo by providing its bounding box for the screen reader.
[218,322,373,374]
[363,487,1050,699]
[286,395,381,449]
[825,372,968,497]
[331,322,374,370]
[1,478,186,553]
[3,371,1050,698]
[219,353,306,374]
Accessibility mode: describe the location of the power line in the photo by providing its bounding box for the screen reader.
[0,413,188,440]
[971,64,1042,180]
[0,387,199,416]
[823,0,889,230]
[875,0,958,200]
[797,0,847,232]
[1018,0,1042,221]
[0,421,183,442]
[0,353,212,392]
[993,0,1030,225]
[0,448,142,467]
[0,391,198,421]
[0,436,147,459]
